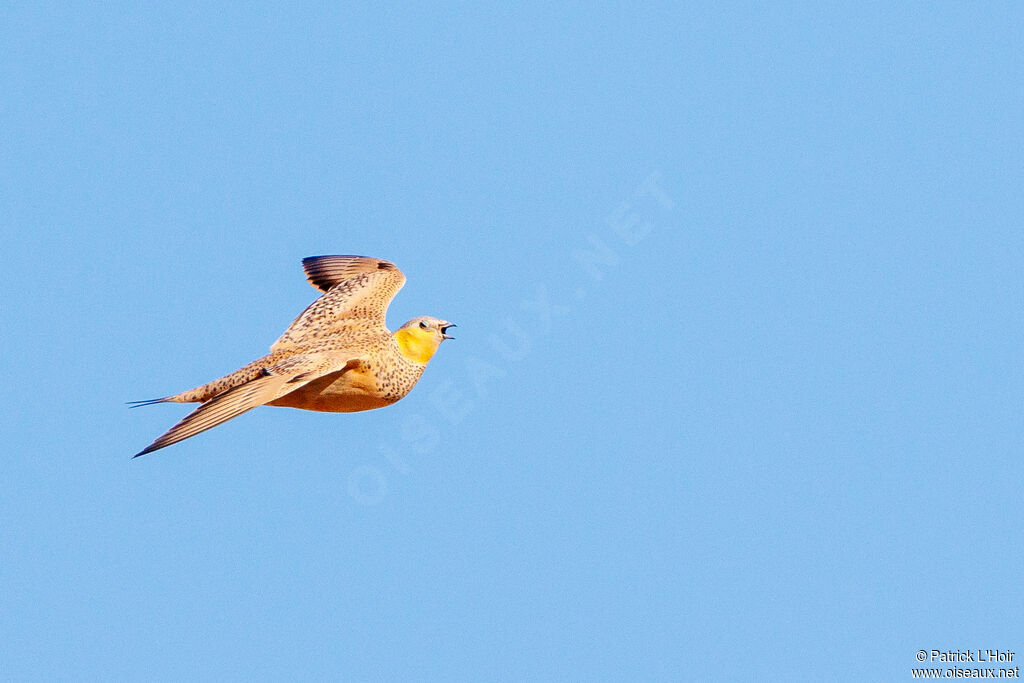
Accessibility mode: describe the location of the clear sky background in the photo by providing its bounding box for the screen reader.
[1,3,1022,680]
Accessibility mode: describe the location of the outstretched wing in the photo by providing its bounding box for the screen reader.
[132,354,344,458]
[271,255,405,351]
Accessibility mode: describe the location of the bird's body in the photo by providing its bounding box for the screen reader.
[132,255,454,457]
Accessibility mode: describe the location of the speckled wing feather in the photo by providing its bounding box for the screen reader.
[271,256,406,351]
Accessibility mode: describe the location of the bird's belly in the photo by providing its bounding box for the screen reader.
[267,371,396,413]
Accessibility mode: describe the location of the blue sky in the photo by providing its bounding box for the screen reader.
[1,2,1022,680]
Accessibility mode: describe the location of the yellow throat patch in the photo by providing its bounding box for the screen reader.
[393,327,441,363]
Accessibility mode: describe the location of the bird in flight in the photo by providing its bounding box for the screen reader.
[131,255,455,458]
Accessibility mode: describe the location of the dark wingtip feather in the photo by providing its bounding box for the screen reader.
[300,255,397,292]
[132,438,169,458]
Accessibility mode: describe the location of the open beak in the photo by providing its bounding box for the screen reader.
[441,323,456,340]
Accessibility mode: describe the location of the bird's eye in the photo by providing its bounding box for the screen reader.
[419,321,427,329]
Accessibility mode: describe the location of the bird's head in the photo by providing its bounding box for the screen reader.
[394,316,456,363]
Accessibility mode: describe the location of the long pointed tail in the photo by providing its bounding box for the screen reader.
[131,355,280,409]
[126,397,171,409]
